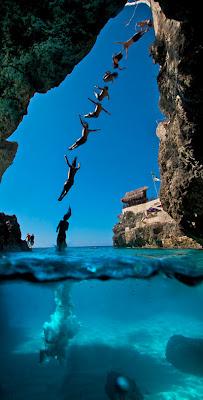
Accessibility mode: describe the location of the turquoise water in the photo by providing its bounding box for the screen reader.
[0,247,203,399]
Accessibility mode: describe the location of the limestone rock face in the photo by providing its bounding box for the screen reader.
[151,0,203,241]
[0,0,125,178]
[113,210,202,248]
[0,213,29,251]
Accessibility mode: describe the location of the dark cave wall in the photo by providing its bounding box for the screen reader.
[0,0,126,178]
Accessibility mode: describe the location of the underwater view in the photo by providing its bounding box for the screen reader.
[1,247,203,399]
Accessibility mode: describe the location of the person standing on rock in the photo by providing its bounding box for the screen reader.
[84,98,111,118]
[94,85,110,101]
[56,207,71,250]
[68,115,100,151]
[30,234,35,247]
[26,233,31,247]
[58,156,80,201]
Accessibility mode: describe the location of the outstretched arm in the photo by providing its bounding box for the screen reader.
[79,114,85,127]
[64,155,71,167]
[89,128,101,132]
[65,206,72,221]
[113,41,124,45]
[94,85,104,90]
[101,105,111,115]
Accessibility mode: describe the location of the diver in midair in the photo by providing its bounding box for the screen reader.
[68,115,100,150]
[114,29,148,58]
[103,71,118,83]
[84,98,111,118]
[112,52,125,70]
[94,85,110,101]
[58,156,80,201]
[136,18,153,30]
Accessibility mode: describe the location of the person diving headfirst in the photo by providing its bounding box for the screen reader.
[68,115,100,151]
[58,156,80,201]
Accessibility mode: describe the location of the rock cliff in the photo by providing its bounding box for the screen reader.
[0,213,29,251]
[113,211,202,248]
[113,199,202,248]
[151,0,203,242]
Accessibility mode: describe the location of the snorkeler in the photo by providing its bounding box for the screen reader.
[58,156,80,201]
[114,29,148,58]
[84,98,111,118]
[94,85,110,101]
[112,52,125,70]
[68,115,100,150]
[103,71,118,83]
[105,371,143,400]
[56,207,72,250]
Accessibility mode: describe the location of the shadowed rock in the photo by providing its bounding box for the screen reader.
[0,213,29,251]
[166,334,203,376]
[151,0,203,242]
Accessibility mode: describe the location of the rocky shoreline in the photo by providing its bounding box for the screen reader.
[0,213,29,252]
[113,206,202,249]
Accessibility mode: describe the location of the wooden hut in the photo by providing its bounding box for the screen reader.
[121,186,148,208]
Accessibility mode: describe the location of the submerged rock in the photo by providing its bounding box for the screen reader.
[0,213,29,251]
[166,334,203,376]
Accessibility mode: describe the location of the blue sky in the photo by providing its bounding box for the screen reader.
[0,4,162,247]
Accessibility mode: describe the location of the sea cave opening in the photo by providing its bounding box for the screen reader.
[0,3,163,248]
